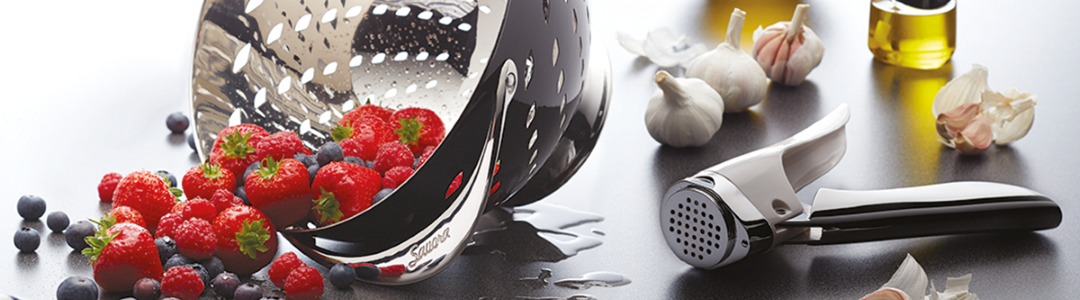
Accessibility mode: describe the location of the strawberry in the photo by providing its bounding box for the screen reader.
[109,206,146,228]
[334,115,397,160]
[339,102,395,126]
[373,142,414,174]
[284,266,324,300]
[268,252,304,287]
[391,107,445,155]
[170,198,217,222]
[209,124,270,183]
[173,218,216,260]
[113,170,178,231]
[210,189,244,214]
[155,212,183,239]
[181,162,236,201]
[382,166,414,189]
[213,205,278,275]
[379,264,406,277]
[82,222,163,291]
[98,172,122,202]
[161,266,204,300]
[245,157,312,228]
[311,162,382,226]
[446,172,462,198]
[256,131,312,163]
[417,146,436,168]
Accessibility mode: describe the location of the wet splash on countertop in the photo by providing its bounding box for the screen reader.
[514,202,604,256]
[464,202,605,261]
[552,271,632,290]
[519,268,554,288]
[513,295,598,300]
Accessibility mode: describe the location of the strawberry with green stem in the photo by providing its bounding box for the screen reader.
[209,124,269,183]
[182,162,236,201]
[391,107,445,155]
[311,162,382,226]
[82,222,163,291]
[213,205,278,275]
[245,156,312,228]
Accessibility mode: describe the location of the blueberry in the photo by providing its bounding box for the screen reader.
[132,278,161,300]
[233,283,263,300]
[294,153,318,168]
[414,157,420,169]
[364,160,375,170]
[199,256,225,279]
[316,142,344,166]
[156,237,179,265]
[47,211,70,232]
[355,264,381,280]
[64,220,95,250]
[244,161,261,181]
[166,112,190,134]
[329,263,357,288]
[185,263,211,288]
[187,133,197,151]
[14,227,40,252]
[343,156,364,166]
[164,254,194,271]
[307,165,319,184]
[234,186,250,205]
[56,276,98,300]
[211,272,240,298]
[157,170,178,188]
[17,195,46,220]
[373,188,393,205]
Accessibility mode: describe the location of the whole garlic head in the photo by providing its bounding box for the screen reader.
[751,4,825,86]
[685,8,768,112]
[645,71,725,147]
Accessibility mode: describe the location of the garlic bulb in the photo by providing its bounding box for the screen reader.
[645,71,725,147]
[685,8,768,112]
[751,4,825,86]
[932,64,1037,154]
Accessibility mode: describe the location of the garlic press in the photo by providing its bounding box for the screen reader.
[191,0,611,284]
[660,104,1062,269]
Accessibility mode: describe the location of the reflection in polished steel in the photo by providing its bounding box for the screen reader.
[191,0,610,285]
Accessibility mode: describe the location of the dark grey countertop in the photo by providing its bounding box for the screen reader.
[3,0,1078,299]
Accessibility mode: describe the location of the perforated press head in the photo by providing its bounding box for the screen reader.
[659,178,759,270]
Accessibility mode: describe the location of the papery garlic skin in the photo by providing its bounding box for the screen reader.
[881,254,929,300]
[981,86,1037,145]
[751,4,824,86]
[617,27,708,67]
[645,71,725,147]
[932,64,990,117]
[686,8,768,112]
[860,288,912,300]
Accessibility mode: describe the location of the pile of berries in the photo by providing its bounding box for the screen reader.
[16,103,450,298]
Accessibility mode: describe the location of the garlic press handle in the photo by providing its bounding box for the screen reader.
[780,181,1062,245]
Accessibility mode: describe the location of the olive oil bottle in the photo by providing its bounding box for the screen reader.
[868,0,956,69]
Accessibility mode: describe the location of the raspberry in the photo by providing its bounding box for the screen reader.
[374,142,414,174]
[155,213,183,239]
[209,189,244,214]
[284,266,324,300]
[338,137,375,161]
[171,198,217,222]
[110,206,146,229]
[97,172,123,202]
[161,266,204,300]
[268,252,304,287]
[339,103,395,125]
[382,166,414,189]
[256,131,312,163]
[173,218,216,260]
[417,146,435,168]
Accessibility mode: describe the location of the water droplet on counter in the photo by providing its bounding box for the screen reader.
[552,272,631,290]
[519,268,552,289]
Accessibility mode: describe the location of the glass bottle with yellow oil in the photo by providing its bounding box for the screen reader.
[868,0,956,70]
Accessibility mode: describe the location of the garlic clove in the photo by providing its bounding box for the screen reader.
[936,103,981,140]
[981,86,1037,145]
[750,4,824,86]
[860,288,912,300]
[685,8,768,112]
[932,64,990,118]
[881,254,929,300]
[645,71,725,147]
[929,274,979,300]
[953,113,993,155]
[617,27,708,67]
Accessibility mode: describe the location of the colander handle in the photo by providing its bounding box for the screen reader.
[779,181,1061,245]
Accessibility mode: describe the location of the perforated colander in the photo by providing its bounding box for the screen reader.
[191,0,611,284]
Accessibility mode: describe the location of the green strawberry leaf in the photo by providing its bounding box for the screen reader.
[312,188,343,224]
[221,132,258,159]
[81,218,118,264]
[253,156,280,179]
[170,187,184,198]
[200,162,225,180]
[331,123,353,143]
[395,117,423,145]
[235,219,271,260]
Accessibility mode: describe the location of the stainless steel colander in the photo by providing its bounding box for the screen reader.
[190,0,611,284]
